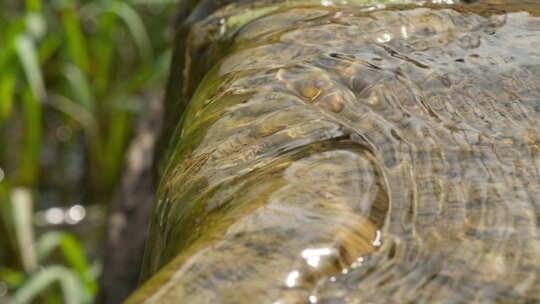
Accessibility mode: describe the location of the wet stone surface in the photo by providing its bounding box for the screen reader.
[131,1,540,303]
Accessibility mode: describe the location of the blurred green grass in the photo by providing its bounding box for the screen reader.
[0,0,177,302]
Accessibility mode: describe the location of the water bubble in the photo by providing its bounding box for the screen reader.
[373,230,382,247]
[218,18,227,37]
[401,26,409,39]
[286,270,300,287]
[377,33,392,43]
[351,257,365,268]
[302,247,333,268]
[309,295,318,303]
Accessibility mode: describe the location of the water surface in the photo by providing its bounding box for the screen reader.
[132,0,540,302]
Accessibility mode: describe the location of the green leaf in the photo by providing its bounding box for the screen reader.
[61,5,91,74]
[36,231,98,297]
[59,234,97,296]
[25,13,46,40]
[36,232,64,263]
[14,34,46,101]
[0,70,16,121]
[9,188,37,273]
[38,34,62,63]
[19,87,42,185]
[25,0,41,13]
[0,19,24,69]
[102,108,130,190]
[65,63,95,111]
[12,265,88,304]
[0,268,25,288]
[109,2,153,62]
[147,49,172,87]
[0,183,20,269]
[48,94,98,137]
[91,11,117,96]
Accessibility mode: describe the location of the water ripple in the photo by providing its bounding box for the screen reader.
[136,1,540,303]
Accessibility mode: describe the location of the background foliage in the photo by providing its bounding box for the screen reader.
[0,0,177,302]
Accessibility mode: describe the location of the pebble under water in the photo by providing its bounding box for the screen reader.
[131,0,540,303]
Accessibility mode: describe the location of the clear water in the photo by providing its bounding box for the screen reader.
[133,0,540,303]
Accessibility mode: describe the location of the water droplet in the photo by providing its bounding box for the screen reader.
[373,230,382,247]
[377,33,392,43]
[302,247,334,268]
[286,270,300,287]
[401,26,409,39]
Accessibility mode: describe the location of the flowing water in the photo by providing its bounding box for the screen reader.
[130,0,540,303]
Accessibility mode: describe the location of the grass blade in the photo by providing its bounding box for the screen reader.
[91,11,117,96]
[109,2,153,62]
[25,13,46,40]
[36,231,64,263]
[60,2,90,75]
[65,63,94,111]
[36,231,98,297]
[0,267,24,289]
[19,87,42,185]
[12,265,86,304]
[0,183,20,270]
[9,188,37,273]
[59,234,98,296]
[14,34,46,101]
[25,0,41,13]
[102,108,130,190]
[38,34,61,63]
[0,70,16,121]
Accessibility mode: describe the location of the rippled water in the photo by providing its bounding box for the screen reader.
[131,0,540,303]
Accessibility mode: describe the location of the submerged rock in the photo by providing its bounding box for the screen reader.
[128,0,540,303]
